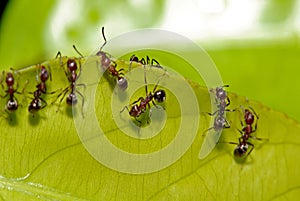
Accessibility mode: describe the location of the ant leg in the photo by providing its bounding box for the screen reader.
[129,54,137,71]
[143,66,148,95]
[226,96,231,107]
[236,128,243,136]
[202,127,214,137]
[120,105,130,113]
[146,56,150,65]
[46,63,53,81]
[245,142,254,159]
[134,117,142,126]
[151,58,162,68]
[218,141,239,146]
[250,135,269,142]
[131,97,144,105]
[152,70,167,93]
[76,89,85,118]
[207,110,219,116]
[51,87,69,104]
[0,71,4,85]
[140,58,146,66]
[40,97,48,109]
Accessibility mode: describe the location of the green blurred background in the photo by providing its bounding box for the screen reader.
[0,0,299,121]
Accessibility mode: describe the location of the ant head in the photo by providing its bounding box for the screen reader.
[6,72,14,86]
[154,90,166,103]
[40,66,49,82]
[67,59,78,72]
[117,77,128,91]
[97,51,111,69]
[234,144,248,157]
[244,109,255,125]
[215,87,227,100]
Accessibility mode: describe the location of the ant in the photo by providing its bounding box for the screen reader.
[95,27,128,90]
[226,106,268,160]
[129,55,162,69]
[203,85,233,134]
[52,49,86,117]
[208,85,231,116]
[0,71,22,112]
[120,68,166,125]
[28,65,52,113]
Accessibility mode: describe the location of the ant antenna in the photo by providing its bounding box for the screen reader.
[56,51,63,65]
[100,26,107,51]
[73,45,84,58]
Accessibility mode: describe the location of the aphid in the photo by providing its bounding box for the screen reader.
[95,27,128,90]
[0,71,21,111]
[129,54,162,69]
[227,106,268,159]
[52,51,85,117]
[120,68,166,124]
[28,65,52,113]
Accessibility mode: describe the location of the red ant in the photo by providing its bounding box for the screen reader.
[52,49,86,117]
[96,27,128,90]
[28,65,53,113]
[120,68,166,125]
[0,71,22,112]
[129,55,162,69]
[226,106,268,159]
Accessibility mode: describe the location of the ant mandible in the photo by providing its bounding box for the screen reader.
[95,27,128,90]
[120,67,166,125]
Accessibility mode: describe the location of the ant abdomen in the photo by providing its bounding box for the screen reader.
[154,90,166,103]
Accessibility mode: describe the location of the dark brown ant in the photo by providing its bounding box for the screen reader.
[0,71,22,112]
[95,27,128,90]
[226,106,268,159]
[129,55,162,69]
[52,50,85,117]
[203,85,233,134]
[208,85,231,116]
[28,65,52,113]
[120,68,166,124]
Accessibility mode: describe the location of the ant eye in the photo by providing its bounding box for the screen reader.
[117,77,128,91]
[154,90,166,102]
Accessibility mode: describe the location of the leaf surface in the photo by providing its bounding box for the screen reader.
[0,58,299,200]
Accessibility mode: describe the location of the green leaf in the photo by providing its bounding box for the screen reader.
[0,58,300,200]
